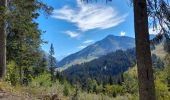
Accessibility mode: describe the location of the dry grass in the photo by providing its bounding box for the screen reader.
[0,82,34,100]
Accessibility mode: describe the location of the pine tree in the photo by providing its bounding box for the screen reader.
[109,76,113,85]
[39,54,48,73]
[0,0,53,84]
[49,43,55,81]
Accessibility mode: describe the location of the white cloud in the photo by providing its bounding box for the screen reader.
[120,31,126,36]
[52,0,128,32]
[64,31,80,38]
[83,40,94,44]
[78,45,87,49]
[78,39,94,49]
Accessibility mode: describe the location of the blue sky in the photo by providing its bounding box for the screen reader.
[36,0,135,60]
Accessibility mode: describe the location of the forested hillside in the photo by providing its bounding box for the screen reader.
[0,0,170,100]
[64,49,136,86]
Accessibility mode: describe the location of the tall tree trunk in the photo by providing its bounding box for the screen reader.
[0,0,7,81]
[133,0,156,100]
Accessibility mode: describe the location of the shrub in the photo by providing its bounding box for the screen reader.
[63,82,73,96]
[31,73,52,87]
[5,61,19,86]
[104,84,125,97]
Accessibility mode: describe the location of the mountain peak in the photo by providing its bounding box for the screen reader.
[58,34,135,68]
[106,34,115,38]
[105,34,132,39]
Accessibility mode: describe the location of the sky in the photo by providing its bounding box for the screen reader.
[36,0,155,61]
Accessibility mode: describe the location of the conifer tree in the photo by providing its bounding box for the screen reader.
[0,0,52,83]
[49,43,55,81]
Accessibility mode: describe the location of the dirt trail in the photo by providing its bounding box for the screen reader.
[0,90,34,100]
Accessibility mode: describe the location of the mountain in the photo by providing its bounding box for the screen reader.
[63,49,136,85]
[58,35,135,68]
[63,41,165,87]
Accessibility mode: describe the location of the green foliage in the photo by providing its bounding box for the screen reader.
[164,37,170,53]
[96,84,103,94]
[164,54,170,91]
[123,67,138,94]
[31,73,52,87]
[84,79,98,93]
[22,66,33,86]
[63,81,73,96]
[64,49,136,87]
[71,85,80,100]
[3,0,170,99]
[6,0,52,85]
[155,79,170,100]
[154,63,170,100]
[152,54,164,69]
[5,61,19,86]
[56,71,65,83]
[33,54,48,76]
[49,43,56,82]
[122,60,170,99]
[104,84,125,97]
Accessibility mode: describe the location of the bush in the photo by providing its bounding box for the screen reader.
[155,79,170,100]
[96,84,103,94]
[63,82,73,96]
[123,67,138,94]
[5,61,19,86]
[104,84,125,97]
[31,73,52,87]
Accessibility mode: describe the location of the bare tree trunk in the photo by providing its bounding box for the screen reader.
[0,0,7,81]
[133,0,156,100]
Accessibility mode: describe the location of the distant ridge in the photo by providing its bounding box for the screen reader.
[58,35,135,68]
